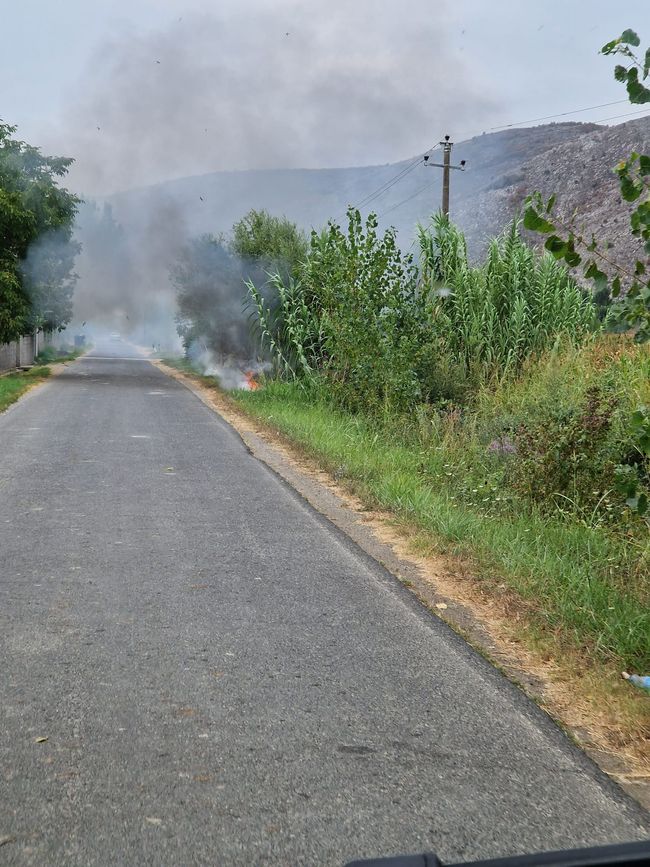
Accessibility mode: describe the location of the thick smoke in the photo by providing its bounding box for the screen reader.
[50,2,499,196]
[21,227,79,331]
[172,234,261,358]
[70,198,185,351]
[44,1,500,354]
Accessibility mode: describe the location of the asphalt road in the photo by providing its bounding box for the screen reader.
[1,343,648,866]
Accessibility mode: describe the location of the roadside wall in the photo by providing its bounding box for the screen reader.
[0,342,18,374]
[0,331,58,374]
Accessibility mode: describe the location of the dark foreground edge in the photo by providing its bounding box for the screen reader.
[346,840,650,867]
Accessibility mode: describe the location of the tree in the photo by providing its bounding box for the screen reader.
[231,209,308,278]
[173,211,308,362]
[0,122,80,341]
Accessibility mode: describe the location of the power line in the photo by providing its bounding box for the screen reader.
[486,99,629,132]
[379,107,650,221]
[335,143,440,220]
[379,179,438,218]
[355,157,424,208]
[338,99,631,213]
[457,105,648,149]
[588,106,650,124]
[335,154,422,211]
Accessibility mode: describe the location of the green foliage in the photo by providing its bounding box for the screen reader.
[601,29,650,104]
[511,386,620,515]
[524,28,650,522]
[231,209,308,277]
[613,404,650,517]
[0,262,29,346]
[305,210,432,414]
[419,216,595,378]
[250,209,438,414]
[473,336,650,530]
[35,344,83,364]
[246,272,322,378]
[0,122,80,341]
[250,210,595,416]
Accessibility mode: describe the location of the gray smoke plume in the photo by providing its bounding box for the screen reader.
[48,1,500,196]
[44,1,501,351]
[70,197,185,350]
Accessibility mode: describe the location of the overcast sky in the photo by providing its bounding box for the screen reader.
[2,0,648,195]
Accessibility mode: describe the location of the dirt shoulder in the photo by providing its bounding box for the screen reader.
[155,360,650,812]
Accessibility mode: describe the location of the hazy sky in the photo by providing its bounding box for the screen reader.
[2,0,648,194]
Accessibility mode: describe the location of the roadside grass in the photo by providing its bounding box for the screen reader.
[35,345,86,364]
[161,356,201,376]
[0,366,51,413]
[231,380,650,673]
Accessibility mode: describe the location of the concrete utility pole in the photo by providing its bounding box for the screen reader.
[424,135,466,216]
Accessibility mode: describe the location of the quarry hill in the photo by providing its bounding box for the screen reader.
[110,117,650,267]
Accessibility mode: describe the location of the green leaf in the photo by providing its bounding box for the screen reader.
[565,248,581,268]
[601,37,621,55]
[635,260,647,276]
[638,492,648,516]
[626,68,650,103]
[523,206,555,233]
[584,261,608,291]
[544,235,566,256]
[545,193,556,214]
[645,47,650,78]
[619,172,644,201]
[611,276,622,298]
[614,64,628,82]
[620,29,640,47]
[639,154,650,175]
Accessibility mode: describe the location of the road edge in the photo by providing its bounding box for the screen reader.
[153,359,650,817]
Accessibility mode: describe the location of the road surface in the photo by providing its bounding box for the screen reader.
[1,343,648,865]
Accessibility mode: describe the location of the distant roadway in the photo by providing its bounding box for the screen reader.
[0,341,647,865]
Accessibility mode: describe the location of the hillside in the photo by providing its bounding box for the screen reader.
[107,118,649,269]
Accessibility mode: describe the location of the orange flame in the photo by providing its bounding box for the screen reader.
[244,370,260,390]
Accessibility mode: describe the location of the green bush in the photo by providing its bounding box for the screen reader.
[250,211,597,417]
[305,210,433,414]
[467,337,650,530]
[511,385,620,516]
[231,209,308,278]
[249,209,439,414]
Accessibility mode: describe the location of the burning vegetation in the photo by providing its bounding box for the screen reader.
[172,209,307,385]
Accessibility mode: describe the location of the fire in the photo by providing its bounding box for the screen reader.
[243,370,260,390]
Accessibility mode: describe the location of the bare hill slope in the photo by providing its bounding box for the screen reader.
[108,117,649,267]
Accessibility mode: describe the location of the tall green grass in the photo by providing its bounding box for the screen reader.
[418,216,596,377]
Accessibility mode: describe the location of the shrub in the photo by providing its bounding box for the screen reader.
[231,209,308,278]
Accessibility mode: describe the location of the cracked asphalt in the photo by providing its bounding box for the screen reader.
[1,343,648,865]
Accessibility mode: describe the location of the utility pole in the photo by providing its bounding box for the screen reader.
[424,135,466,216]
